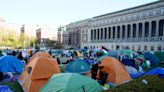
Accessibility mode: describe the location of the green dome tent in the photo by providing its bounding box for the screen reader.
[40,73,102,92]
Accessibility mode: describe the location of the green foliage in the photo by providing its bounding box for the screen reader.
[0,27,36,49]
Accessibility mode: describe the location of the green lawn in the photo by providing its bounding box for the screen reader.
[0,81,23,92]
[103,75,164,92]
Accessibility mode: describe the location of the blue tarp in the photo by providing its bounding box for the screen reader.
[145,67,164,76]
[65,60,90,74]
[0,56,23,73]
[144,52,159,65]
[0,85,13,92]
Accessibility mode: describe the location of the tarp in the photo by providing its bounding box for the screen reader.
[144,67,164,76]
[97,56,131,85]
[0,55,23,73]
[19,57,60,92]
[40,73,102,92]
[125,66,144,78]
[0,85,13,92]
[65,60,90,74]
[144,52,159,65]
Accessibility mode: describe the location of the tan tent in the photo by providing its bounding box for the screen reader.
[29,51,51,61]
[97,56,131,85]
[19,57,60,92]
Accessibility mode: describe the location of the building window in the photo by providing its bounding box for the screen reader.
[132,45,135,50]
[151,45,154,51]
[108,27,111,39]
[91,30,93,40]
[117,26,120,38]
[104,28,107,39]
[127,24,131,38]
[138,45,141,51]
[97,29,100,39]
[139,23,142,37]
[145,22,149,37]
[133,24,136,38]
[113,27,115,38]
[122,25,125,38]
[158,45,161,51]
[144,45,147,51]
[159,19,164,36]
[94,29,96,40]
[101,28,103,39]
[151,21,156,37]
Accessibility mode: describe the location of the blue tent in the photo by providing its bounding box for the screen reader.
[108,50,120,58]
[0,55,23,73]
[121,57,136,68]
[144,52,159,65]
[65,60,90,74]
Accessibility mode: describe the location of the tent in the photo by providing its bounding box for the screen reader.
[154,51,164,62]
[108,50,120,59]
[125,66,144,78]
[65,60,90,74]
[97,56,131,85]
[40,73,102,92]
[19,57,60,92]
[29,51,51,61]
[0,55,23,73]
[144,52,159,65]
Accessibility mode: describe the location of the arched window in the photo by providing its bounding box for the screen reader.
[144,45,147,51]
[138,45,141,51]
[158,45,161,51]
[151,45,154,51]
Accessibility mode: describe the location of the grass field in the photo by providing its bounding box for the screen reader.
[104,75,164,92]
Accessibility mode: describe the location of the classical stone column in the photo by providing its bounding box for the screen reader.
[142,22,145,39]
[148,21,151,39]
[115,26,118,40]
[102,28,105,40]
[106,27,109,40]
[156,20,159,38]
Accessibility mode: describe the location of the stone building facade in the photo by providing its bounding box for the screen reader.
[64,1,164,51]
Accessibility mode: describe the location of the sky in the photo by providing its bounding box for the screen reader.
[0,0,158,29]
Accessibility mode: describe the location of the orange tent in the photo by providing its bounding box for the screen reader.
[29,51,51,61]
[19,57,60,92]
[97,56,131,85]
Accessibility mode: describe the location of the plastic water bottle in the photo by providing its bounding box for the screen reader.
[142,79,148,85]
